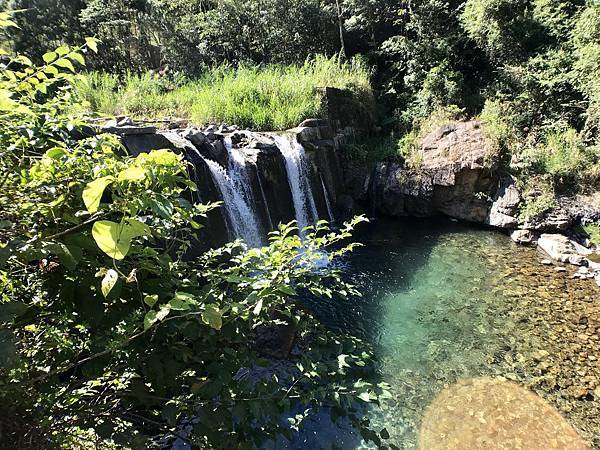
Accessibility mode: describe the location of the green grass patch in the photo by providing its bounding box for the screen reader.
[74,56,373,131]
[582,224,600,246]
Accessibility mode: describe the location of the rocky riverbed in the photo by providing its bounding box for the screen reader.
[482,241,600,448]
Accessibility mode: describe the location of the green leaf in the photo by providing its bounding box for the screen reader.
[277,285,297,296]
[117,166,146,182]
[202,305,222,330]
[44,65,59,76]
[144,310,157,330]
[55,45,69,56]
[101,269,118,298]
[124,218,151,238]
[55,58,75,72]
[150,196,174,219]
[169,297,191,311]
[358,392,371,402]
[91,219,148,260]
[85,37,98,53]
[42,51,57,63]
[156,304,171,321]
[69,51,85,66]
[380,428,390,440]
[44,147,67,160]
[82,176,113,213]
[144,294,158,307]
[252,298,263,316]
[45,242,80,270]
[0,89,16,111]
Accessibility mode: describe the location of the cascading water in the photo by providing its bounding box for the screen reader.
[273,135,319,234]
[201,139,263,247]
[320,173,335,223]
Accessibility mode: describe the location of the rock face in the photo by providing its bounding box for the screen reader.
[99,117,347,248]
[373,121,499,223]
[487,176,521,228]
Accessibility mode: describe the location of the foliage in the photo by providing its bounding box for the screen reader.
[582,224,600,246]
[396,105,466,168]
[516,176,557,222]
[341,135,401,164]
[74,56,373,131]
[0,20,389,449]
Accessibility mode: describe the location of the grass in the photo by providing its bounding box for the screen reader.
[582,224,600,246]
[74,56,373,131]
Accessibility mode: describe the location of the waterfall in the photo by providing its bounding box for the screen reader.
[201,139,263,247]
[320,173,335,223]
[273,135,319,234]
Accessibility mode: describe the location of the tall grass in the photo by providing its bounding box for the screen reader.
[74,56,373,131]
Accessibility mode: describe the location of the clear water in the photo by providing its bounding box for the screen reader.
[288,217,593,449]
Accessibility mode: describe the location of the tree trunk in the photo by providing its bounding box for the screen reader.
[335,0,346,59]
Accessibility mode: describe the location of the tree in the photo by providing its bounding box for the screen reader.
[0,15,389,449]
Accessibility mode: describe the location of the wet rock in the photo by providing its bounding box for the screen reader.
[117,116,135,127]
[538,234,584,265]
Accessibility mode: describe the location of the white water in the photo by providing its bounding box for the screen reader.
[320,173,335,223]
[273,135,319,234]
[202,139,263,247]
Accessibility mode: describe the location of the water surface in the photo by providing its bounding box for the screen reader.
[292,217,600,449]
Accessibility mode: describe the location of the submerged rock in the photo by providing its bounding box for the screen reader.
[510,229,538,245]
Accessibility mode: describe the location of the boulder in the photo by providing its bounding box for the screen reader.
[537,234,585,265]
[510,229,539,245]
[373,121,499,223]
[487,176,521,228]
[522,208,572,232]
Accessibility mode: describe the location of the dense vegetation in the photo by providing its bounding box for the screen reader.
[0,16,390,449]
[4,0,597,204]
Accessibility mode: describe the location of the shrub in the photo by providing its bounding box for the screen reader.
[0,21,388,448]
[518,127,598,191]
